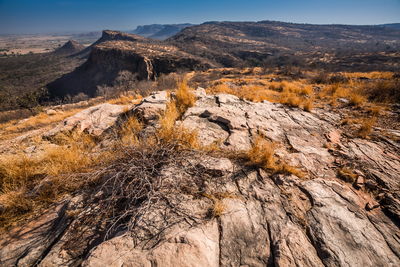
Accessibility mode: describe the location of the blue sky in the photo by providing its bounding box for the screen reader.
[0,0,399,34]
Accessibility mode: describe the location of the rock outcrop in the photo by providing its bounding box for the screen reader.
[45,103,134,137]
[47,31,213,99]
[1,90,399,266]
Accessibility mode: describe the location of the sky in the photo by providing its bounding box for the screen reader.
[0,0,399,34]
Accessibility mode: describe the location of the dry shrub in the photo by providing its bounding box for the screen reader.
[311,71,330,84]
[356,117,376,138]
[360,79,400,103]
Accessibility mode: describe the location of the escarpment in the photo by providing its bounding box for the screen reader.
[47,31,213,99]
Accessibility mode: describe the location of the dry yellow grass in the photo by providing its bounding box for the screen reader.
[343,71,393,79]
[174,80,196,115]
[202,192,237,217]
[338,167,358,183]
[119,116,143,145]
[0,108,83,135]
[157,100,199,149]
[246,136,305,178]
[208,80,314,111]
[108,94,142,105]
[0,132,105,227]
[247,136,278,170]
[356,117,377,138]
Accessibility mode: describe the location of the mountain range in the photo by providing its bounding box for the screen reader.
[130,23,194,40]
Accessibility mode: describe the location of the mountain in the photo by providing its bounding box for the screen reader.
[47,30,212,98]
[168,20,400,68]
[54,40,85,55]
[382,23,400,30]
[47,21,400,99]
[131,23,195,40]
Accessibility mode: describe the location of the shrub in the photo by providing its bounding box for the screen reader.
[360,79,400,103]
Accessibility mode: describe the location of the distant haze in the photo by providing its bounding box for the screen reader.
[0,0,399,34]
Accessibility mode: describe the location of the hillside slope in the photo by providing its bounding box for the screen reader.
[168,21,400,67]
[0,86,399,266]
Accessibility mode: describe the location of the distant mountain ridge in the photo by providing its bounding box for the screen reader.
[381,23,400,30]
[130,23,195,40]
[46,20,400,99]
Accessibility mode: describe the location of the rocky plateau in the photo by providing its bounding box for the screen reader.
[1,89,399,266]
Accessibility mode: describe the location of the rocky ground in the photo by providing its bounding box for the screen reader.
[0,89,399,266]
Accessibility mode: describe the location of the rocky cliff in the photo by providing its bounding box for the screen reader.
[47,31,212,99]
[1,90,399,266]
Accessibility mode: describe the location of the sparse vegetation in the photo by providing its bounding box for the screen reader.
[0,132,103,227]
[356,117,377,138]
[246,136,305,178]
[338,167,358,183]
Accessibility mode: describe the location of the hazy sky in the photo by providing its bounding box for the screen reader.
[0,0,399,34]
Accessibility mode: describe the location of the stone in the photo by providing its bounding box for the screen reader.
[366,201,380,211]
[0,203,70,267]
[45,103,132,137]
[196,156,233,176]
[46,109,57,116]
[195,87,207,98]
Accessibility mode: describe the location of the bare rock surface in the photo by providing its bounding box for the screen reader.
[45,103,132,137]
[1,91,399,266]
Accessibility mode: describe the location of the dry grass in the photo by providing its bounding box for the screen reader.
[119,116,144,146]
[0,108,83,136]
[359,79,400,103]
[246,136,278,170]
[174,80,196,115]
[202,192,236,218]
[157,101,199,150]
[343,71,393,79]
[338,167,358,183]
[0,132,104,227]
[108,94,142,105]
[356,117,377,139]
[208,80,314,111]
[246,136,305,178]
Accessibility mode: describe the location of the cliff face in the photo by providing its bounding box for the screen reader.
[47,34,212,99]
